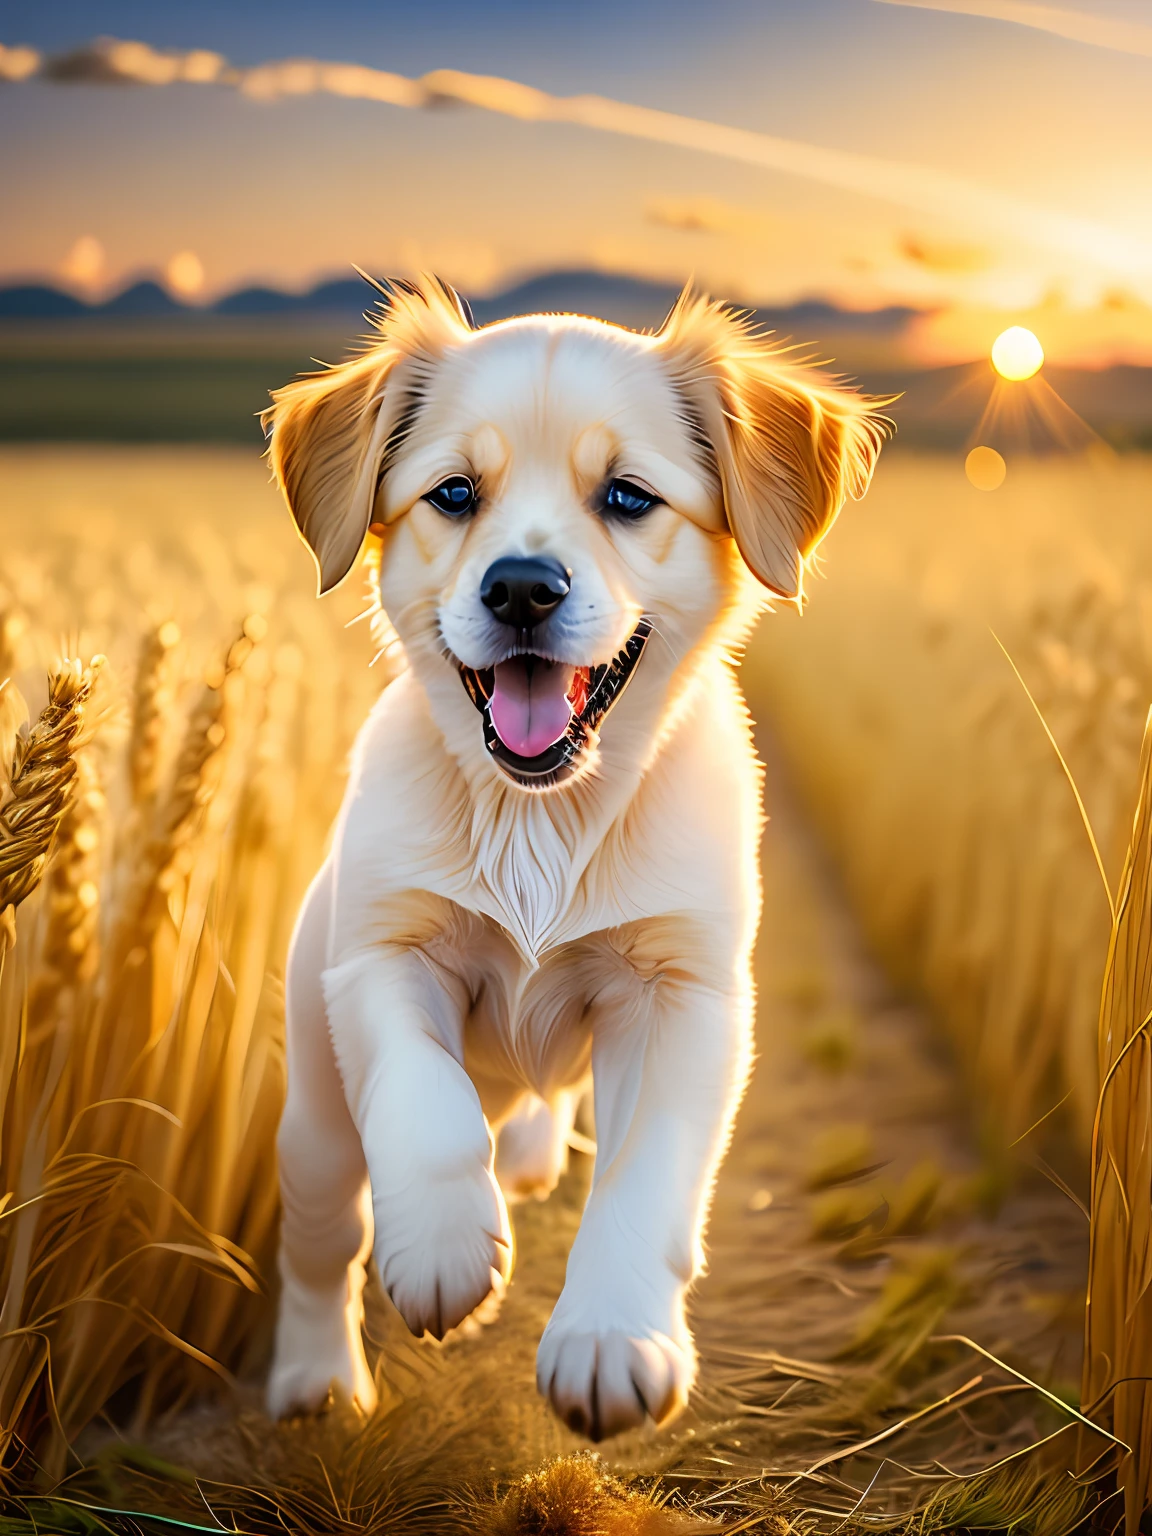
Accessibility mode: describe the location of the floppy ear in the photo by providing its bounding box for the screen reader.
[264,350,395,595]
[263,276,474,594]
[658,290,892,599]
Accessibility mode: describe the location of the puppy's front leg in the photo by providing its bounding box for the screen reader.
[537,951,752,1439]
[323,945,512,1339]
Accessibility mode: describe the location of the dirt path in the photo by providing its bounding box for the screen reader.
[134,718,1089,1529]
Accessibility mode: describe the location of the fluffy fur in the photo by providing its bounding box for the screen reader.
[262,278,887,1439]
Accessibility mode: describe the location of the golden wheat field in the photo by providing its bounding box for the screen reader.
[748,448,1152,1157]
[748,446,1152,1529]
[1,443,1151,1534]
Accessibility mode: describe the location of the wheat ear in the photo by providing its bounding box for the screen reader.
[129,620,180,805]
[0,659,101,947]
[33,747,104,1008]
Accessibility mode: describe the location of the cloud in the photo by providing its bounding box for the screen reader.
[644,197,781,237]
[646,201,995,282]
[240,58,424,107]
[0,42,38,80]
[872,1,1152,58]
[38,37,226,84]
[7,35,1152,285]
[899,233,990,272]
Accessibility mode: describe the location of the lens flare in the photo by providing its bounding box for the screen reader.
[166,250,205,297]
[965,446,1007,491]
[991,327,1044,381]
[59,235,105,289]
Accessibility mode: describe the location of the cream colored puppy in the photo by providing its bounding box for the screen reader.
[264,279,887,1439]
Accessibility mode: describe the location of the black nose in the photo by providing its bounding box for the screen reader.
[480,556,571,630]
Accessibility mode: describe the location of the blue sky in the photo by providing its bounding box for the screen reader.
[5,3,883,87]
[2,0,1151,346]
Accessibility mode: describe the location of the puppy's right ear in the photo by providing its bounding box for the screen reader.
[264,350,397,594]
[263,275,474,594]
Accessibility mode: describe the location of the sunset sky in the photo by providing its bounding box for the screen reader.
[3,1,1152,362]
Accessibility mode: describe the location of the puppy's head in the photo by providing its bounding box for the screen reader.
[266,278,889,791]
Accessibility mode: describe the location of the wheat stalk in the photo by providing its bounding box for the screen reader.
[108,623,257,974]
[1082,707,1152,1535]
[0,657,104,1467]
[0,610,25,684]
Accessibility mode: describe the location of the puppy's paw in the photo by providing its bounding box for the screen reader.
[375,1164,512,1339]
[267,1280,376,1419]
[536,1314,694,1440]
[496,1093,572,1204]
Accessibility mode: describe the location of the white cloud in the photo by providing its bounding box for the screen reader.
[872,1,1152,58]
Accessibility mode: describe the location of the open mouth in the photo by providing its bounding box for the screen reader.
[457,620,652,788]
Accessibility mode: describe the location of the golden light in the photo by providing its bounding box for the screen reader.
[59,235,105,289]
[965,445,1007,491]
[166,249,205,298]
[991,326,1044,381]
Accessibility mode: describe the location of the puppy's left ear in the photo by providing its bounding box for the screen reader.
[659,291,892,600]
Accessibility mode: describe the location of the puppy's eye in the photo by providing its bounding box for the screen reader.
[424,475,476,518]
[603,479,661,520]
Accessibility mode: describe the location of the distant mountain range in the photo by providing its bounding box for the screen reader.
[2,269,1149,449]
[0,268,921,336]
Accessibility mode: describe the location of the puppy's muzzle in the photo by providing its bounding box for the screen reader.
[460,555,650,791]
[480,556,571,632]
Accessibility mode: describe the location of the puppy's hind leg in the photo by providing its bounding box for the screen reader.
[495,1090,580,1204]
[269,863,377,1419]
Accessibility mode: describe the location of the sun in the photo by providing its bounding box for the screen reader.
[991,327,1044,381]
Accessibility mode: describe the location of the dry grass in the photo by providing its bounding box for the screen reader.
[472,1455,716,1535]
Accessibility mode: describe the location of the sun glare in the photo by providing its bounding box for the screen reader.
[991,327,1044,381]
[166,249,205,298]
[965,446,1007,491]
[60,235,105,290]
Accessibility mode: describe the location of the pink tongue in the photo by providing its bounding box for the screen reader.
[490,657,575,758]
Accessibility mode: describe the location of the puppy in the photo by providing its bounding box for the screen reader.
[263,279,887,1439]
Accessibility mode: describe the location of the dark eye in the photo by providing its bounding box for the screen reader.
[425,475,476,517]
[603,479,661,520]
